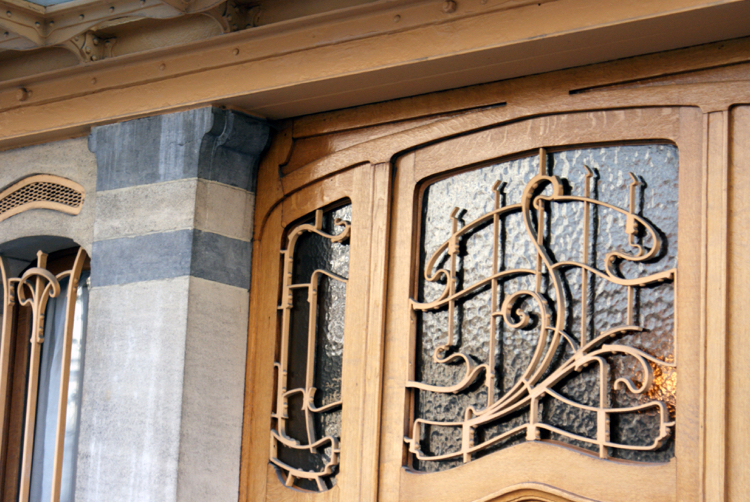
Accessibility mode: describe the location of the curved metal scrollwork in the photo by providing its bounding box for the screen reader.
[271,208,351,491]
[405,148,676,465]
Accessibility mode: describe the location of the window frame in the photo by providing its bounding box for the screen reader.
[0,246,89,502]
[242,163,391,502]
[380,107,702,502]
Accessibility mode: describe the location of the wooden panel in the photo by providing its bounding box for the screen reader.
[241,163,391,502]
[674,106,704,502]
[727,106,750,501]
[4,1,750,150]
[379,108,702,502]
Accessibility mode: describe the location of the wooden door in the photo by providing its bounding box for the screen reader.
[242,40,750,502]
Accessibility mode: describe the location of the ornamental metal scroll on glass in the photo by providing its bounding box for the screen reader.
[406,145,679,471]
[271,204,351,492]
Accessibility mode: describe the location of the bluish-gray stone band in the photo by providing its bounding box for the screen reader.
[91,230,251,289]
[90,108,270,192]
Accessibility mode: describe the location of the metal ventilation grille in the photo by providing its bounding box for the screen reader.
[0,175,85,223]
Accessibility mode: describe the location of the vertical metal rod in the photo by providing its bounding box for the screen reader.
[581,166,593,347]
[447,208,460,349]
[50,248,87,502]
[627,287,634,325]
[597,359,609,459]
[19,251,48,502]
[276,248,294,441]
[535,148,547,293]
[304,277,319,449]
[626,173,639,326]
[487,182,502,408]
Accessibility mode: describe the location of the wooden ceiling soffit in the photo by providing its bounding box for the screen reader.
[2,0,750,149]
[0,0,226,51]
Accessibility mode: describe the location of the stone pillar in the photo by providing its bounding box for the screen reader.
[77,108,269,502]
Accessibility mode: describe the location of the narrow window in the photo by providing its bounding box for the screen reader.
[270,203,351,492]
[0,247,90,502]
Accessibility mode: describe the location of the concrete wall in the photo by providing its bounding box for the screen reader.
[0,107,269,502]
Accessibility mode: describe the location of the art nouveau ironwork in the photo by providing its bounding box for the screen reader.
[0,247,87,502]
[271,206,351,492]
[406,147,677,468]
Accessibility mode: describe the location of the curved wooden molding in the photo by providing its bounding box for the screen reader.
[0,174,85,223]
[481,483,601,502]
[399,439,676,502]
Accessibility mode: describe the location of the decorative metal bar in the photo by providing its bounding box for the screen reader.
[406,148,676,466]
[271,208,351,491]
[0,248,87,502]
[18,251,58,502]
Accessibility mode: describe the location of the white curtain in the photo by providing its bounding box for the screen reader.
[29,271,89,502]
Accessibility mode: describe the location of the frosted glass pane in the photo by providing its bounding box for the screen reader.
[272,203,351,491]
[409,145,678,471]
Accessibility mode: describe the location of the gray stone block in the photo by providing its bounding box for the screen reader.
[197,109,270,192]
[91,108,270,192]
[94,179,199,242]
[91,230,194,287]
[91,229,251,289]
[94,179,255,243]
[190,230,251,290]
[76,277,251,502]
[194,180,255,242]
[90,109,211,191]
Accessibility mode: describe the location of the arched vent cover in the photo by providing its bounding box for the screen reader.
[0,175,85,223]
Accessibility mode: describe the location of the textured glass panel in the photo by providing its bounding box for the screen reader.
[271,203,351,491]
[407,145,678,471]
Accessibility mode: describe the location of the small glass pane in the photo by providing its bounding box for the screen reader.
[30,271,90,501]
[271,203,351,491]
[407,145,678,471]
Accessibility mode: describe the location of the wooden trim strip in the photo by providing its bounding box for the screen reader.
[49,247,87,502]
[0,256,13,474]
[703,109,730,502]
[18,252,52,502]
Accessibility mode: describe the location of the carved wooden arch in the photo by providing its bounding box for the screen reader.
[384,107,700,502]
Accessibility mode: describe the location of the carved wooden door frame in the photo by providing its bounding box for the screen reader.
[242,162,391,502]
[242,42,748,502]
